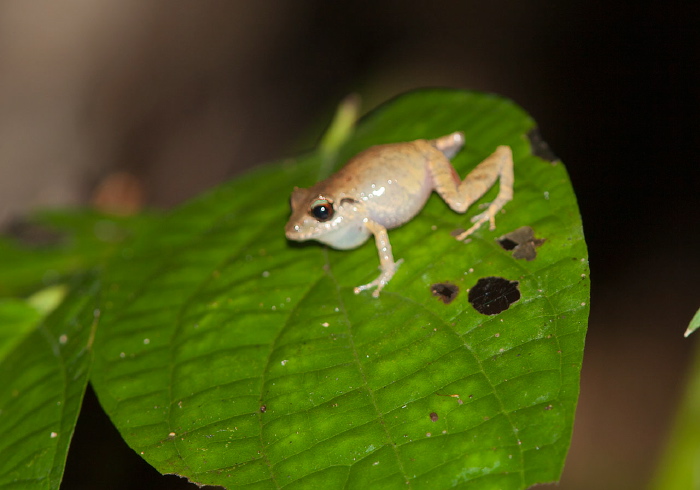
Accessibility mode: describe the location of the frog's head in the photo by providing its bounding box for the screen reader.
[285,186,371,250]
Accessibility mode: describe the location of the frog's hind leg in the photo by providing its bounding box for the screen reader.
[428,145,514,240]
[430,132,465,159]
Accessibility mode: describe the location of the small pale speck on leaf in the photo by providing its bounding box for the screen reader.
[50,432,58,438]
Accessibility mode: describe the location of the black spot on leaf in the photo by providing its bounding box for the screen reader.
[527,127,559,163]
[431,282,459,304]
[498,237,518,251]
[468,277,520,315]
[429,412,439,422]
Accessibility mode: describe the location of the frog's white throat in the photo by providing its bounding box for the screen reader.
[313,218,371,250]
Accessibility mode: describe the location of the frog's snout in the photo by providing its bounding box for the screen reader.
[284,222,301,240]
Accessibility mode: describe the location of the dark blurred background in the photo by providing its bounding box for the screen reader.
[0,2,697,489]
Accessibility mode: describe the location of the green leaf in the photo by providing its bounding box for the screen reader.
[90,90,589,488]
[0,284,67,360]
[684,307,700,337]
[318,94,361,156]
[0,210,156,296]
[0,274,99,490]
[650,339,700,490]
[0,300,41,360]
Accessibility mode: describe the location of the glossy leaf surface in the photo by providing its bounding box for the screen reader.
[0,275,98,490]
[90,90,589,488]
[0,90,588,489]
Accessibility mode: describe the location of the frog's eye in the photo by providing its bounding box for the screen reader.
[310,199,333,221]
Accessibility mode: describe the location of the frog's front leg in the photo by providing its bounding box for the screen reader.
[429,145,514,240]
[353,219,402,297]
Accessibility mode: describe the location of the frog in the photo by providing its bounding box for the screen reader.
[285,132,514,297]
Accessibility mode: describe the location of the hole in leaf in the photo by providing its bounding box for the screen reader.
[468,276,520,315]
[497,226,546,261]
[527,127,558,163]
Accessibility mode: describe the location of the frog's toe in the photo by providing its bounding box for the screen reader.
[354,261,401,297]
[470,208,498,230]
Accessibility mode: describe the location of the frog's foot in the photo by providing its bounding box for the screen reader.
[454,198,508,241]
[354,259,403,297]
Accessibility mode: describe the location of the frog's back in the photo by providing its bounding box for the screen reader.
[330,140,436,229]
